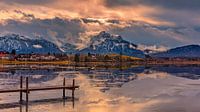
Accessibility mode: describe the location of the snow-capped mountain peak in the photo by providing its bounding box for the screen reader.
[0,34,62,54]
[79,31,145,58]
[90,31,123,45]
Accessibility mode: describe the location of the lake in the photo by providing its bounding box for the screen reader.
[0,65,200,112]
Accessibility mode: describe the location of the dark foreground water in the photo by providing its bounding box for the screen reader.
[0,65,200,112]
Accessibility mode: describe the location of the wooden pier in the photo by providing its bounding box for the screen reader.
[0,76,79,104]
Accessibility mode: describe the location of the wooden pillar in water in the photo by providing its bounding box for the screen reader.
[63,77,66,99]
[26,77,29,104]
[19,76,23,104]
[72,79,75,99]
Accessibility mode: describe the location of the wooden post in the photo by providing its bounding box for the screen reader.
[26,77,29,104]
[20,105,22,112]
[72,79,75,99]
[19,76,23,104]
[63,77,66,99]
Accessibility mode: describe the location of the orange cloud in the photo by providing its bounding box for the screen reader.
[0,0,174,26]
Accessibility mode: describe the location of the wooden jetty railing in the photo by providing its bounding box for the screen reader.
[0,76,79,104]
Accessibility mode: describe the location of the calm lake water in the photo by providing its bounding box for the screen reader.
[0,65,200,112]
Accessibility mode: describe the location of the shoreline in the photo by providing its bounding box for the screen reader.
[0,60,200,65]
[0,60,199,71]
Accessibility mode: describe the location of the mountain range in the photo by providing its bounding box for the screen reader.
[152,45,200,58]
[0,32,199,58]
[0,34,62,54]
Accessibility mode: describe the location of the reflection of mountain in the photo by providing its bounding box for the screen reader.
[0,69,59,83]
[0,66,200,92]
[0,67,146,92]
[80,67,145,92]
[16,70,59,83]
[151,66,200,79]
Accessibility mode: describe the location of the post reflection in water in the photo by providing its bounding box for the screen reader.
[17,97,76,112]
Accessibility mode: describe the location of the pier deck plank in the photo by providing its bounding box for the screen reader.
[0,85,79,93]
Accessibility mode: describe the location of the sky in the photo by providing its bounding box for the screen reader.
[0,0,200,49]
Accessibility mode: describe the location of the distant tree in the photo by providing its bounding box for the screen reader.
[11,49,16,55]
[74,53,80,62]
[64,54,69,60]
[88,52,92,57]
[104,55,110,61]
[84,56,89,62]
[120,51,123,63]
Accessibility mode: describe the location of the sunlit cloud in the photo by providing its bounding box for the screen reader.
[137,44,169,53]
[0,0,199,48]
[0,0,174,26]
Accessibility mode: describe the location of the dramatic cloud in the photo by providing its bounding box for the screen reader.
[1,0,54,5]
[105,0,200,10]
[0,17,85,47]
[0,0,199,48]
[108,22,200,47]
[137,44,169,53]
[0,0,173,25]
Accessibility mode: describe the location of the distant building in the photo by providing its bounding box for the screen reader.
[0,51,14,60]
[16,54,57,61]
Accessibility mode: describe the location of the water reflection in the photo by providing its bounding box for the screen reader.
[151,65,200,79]
[0,65,200,112]
[0,95,77,112]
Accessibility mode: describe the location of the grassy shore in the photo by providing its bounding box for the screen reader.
[0,60,70,65]
[0,59,200,66]
[145,60,200,65]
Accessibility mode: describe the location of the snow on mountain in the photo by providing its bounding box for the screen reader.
[152,45,200,58]
[33,44,43,49]
[79,31,145,58]
[60,43,77,54]
[0,34,62,54]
